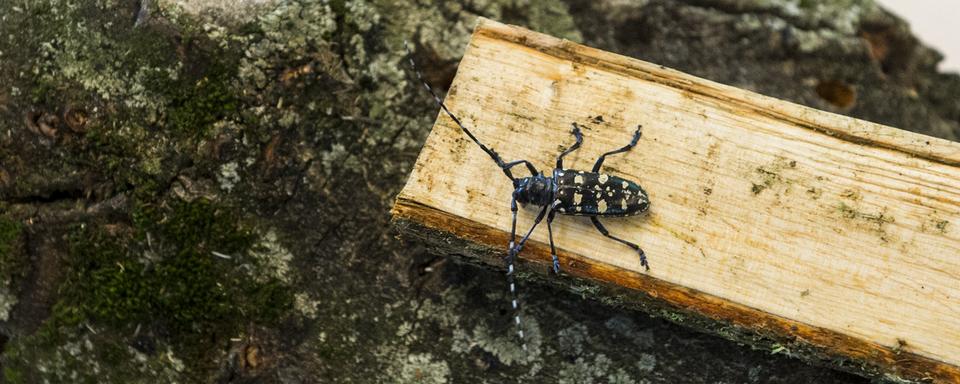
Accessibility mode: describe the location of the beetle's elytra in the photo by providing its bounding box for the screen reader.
[551,169,649,216]
[405,41,650,352]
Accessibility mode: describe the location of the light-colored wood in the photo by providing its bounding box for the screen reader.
[393,18,960,382]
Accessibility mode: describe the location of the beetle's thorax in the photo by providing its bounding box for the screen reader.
[514,174,556,207]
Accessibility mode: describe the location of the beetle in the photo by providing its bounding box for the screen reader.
[405,42,650,351]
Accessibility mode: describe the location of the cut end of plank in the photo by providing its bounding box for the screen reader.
[393,17,960,383]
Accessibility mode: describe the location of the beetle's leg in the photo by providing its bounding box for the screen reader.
[512,205,549,255]
[507,191,519,266]
[590,217,649,270]
[592,125,642,173]
[556,123,583,169]
[502,159,540,178]
[504,198,549,352]
[546,209,560,274]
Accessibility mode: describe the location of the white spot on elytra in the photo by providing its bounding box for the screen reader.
[574,192,583,205]
[621,200,627,210]
[599,174,609,183]
[574,174,584,184]
[622,181,629,188]
[599,200,608,212]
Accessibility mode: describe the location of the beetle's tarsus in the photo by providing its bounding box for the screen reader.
[631,125,643,145]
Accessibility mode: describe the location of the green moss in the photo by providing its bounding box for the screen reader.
[161,53,241,139]
[0,216,24,321]
[59,200,292,336]
[0,0,249,204]
[168,74,238,138]
[664,311,686,323]
[4,200,294,379]
[3,366,23,384]
[0,216,21,271]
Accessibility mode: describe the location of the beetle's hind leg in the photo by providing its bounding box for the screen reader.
[592,125,642,172]
[590,217,649,270]
[556,123,583,169]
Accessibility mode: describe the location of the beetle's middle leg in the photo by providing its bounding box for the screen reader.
[592,125,642,172]
[556,123,583,169]
[590,216,649,270]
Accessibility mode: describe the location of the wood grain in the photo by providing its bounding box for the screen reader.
[393,18,960,382]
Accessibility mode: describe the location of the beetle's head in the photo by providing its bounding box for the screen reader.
[514,175,553,207]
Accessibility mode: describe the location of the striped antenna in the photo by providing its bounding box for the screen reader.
[402,40,541,182]
[404,39,531,352]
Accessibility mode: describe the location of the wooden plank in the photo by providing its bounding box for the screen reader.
[392,18,960,383]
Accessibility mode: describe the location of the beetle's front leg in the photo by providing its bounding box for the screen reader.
[546,209,560,274]
[505,191,519,272]
[501,158,541,179]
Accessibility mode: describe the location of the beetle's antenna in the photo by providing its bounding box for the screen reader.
[403,41,538,181]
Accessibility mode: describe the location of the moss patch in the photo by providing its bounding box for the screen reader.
[0,0,249,202]
[3,200,294,380]
[0,216,22,275]
[0,216,24,321]
[162,53,241,139]
[72,199,291,340]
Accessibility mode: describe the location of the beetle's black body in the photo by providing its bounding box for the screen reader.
[553,169,649,216]
[514,170,649,217]
[405,42,650,352]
